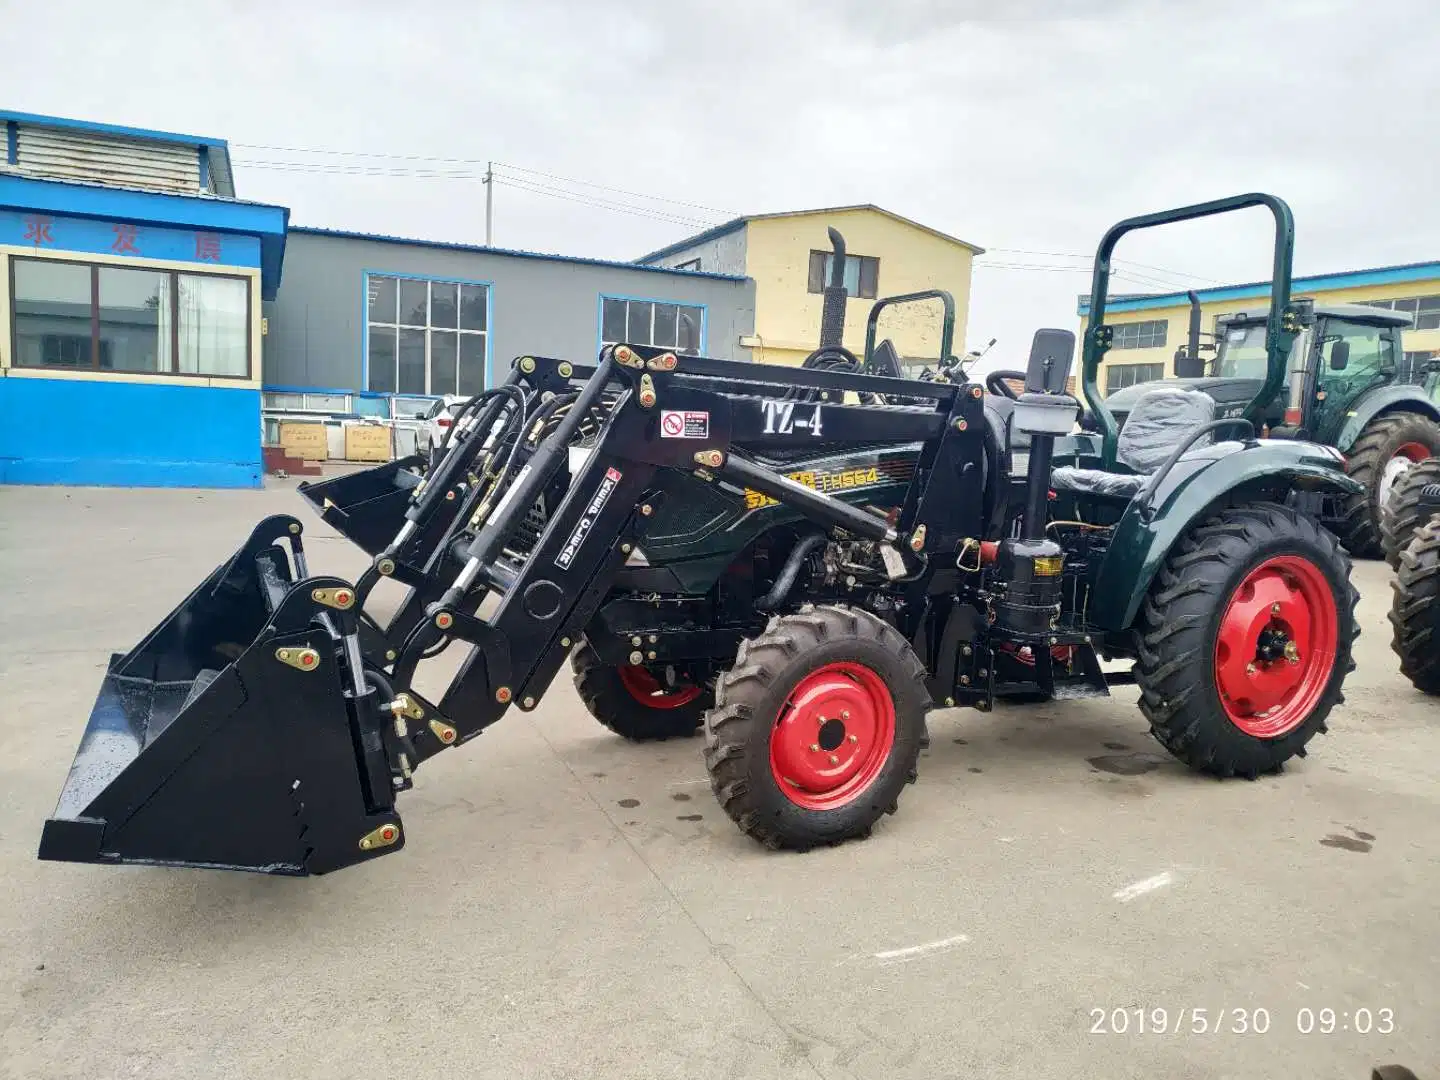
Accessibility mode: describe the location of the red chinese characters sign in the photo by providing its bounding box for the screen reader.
[194,232,222,261]
[23,216,55,245]
[111,223,140,255]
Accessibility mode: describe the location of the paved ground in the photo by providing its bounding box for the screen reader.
[0,479,1436,1080]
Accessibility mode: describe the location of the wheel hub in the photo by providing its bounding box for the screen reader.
[1214,555,1339,738]
[1380,441,1432,510]
[617,665,702,709]
[769,662,896,810]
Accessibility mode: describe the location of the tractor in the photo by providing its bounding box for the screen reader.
[1098,292,1440,558]
[37,192,1364,877]
[1387,471,1440,694]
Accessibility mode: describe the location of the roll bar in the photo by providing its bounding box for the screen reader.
[1081,193,1296,467]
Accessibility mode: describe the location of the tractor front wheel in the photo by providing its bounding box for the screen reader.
[703,605,929,850]
[1388,518,1440,695]
[1337,413,1440,558]
[1136,502,1357,777]
[572,641,712,741]
[1380,457,1440,570]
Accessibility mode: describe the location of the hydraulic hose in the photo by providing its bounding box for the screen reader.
[756,532,826,610]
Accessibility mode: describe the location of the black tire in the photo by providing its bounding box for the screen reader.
[571,640,711,741]
[1136,502,1358,778]
[1336,412,1440,558]
[1380,457,1440,570]
[703,604,929,851]
[1388,518,1440,695]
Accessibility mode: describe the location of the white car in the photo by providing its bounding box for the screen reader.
[415,395,467,467]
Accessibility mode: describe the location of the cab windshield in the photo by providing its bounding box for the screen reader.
[1214,322,1273,379]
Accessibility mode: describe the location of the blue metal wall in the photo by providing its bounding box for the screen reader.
[0,377,261,488]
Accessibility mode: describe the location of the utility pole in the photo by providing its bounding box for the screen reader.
[484,162,494,246]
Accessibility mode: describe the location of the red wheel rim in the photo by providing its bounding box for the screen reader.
[1213,555,1338,738]
[617,665,702,709]
[769,662,896,810]
[1394,441,1431,463]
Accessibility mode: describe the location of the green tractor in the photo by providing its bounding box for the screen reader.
[1098,293,1440,557]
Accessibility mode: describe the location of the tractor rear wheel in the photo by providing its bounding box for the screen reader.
[1336,413,1440,558]
[1136,502,1357,777]
[1388,518,1440,695]
[1380,457,1440,570]
[703,604,929,851]
[571,641,711,741]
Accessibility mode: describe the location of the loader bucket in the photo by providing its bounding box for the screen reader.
[296,456,424,556]
[38,515,403,876]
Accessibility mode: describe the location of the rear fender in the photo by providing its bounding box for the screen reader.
[1088,439,1361,632]
[1332,387,1440,452]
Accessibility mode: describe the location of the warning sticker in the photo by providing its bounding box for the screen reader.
[660,410,710,438]
[555,466,623,569]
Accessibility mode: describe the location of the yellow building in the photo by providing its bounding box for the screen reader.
[638,205,983,368]
[1077,261,1440,395]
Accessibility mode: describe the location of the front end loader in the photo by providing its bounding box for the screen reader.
[39,192,1364,876]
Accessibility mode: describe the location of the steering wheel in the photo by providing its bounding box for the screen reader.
[985,369,1025,400]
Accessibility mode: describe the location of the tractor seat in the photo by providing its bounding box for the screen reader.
[1051,386,1216,500]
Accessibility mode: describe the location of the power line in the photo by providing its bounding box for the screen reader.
[491,177,718,229]
[230,142,735,216]
[492,174,723,227]
[987,246,1222,286]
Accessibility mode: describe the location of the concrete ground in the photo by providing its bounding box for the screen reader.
[0,479,1436,1080]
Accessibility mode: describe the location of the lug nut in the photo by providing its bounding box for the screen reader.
[810,743,820,752]
[1271,602,1282,615]
[1246,663,1257,675]
[848,734,858,743]
[828,754,839,765]
[841,710,850,720]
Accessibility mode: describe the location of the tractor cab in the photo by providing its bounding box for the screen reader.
[1104,301,1419,442]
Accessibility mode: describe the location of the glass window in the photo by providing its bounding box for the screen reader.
[11,257,248,377]
[807,251,880,299]
[430,282,458,329]
[600,297,704,355]
[398,279,428,326]
[368,326,397,393]
[431,331,458,394]
[1105,362,1165,393]
[627,301,653,343]
[12,259,93,369]
[1321,321,1393,384]
[365,274,489,395]
[398,329,427,394]
[367,275,397,322]
[177,274,247,376]
[653,303,678,348]
[601,298,627,343]
[97,267,171,373]
[459,285,487,331]
[458,334,486,396]
[1111,319,1169,350]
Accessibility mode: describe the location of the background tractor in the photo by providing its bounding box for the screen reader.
[1098,294,1440,557]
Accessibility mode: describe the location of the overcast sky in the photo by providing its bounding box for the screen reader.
[3,0,1437,368]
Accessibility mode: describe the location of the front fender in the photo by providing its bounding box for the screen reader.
[1332,386,1440,451]
[1088,439,1361,632]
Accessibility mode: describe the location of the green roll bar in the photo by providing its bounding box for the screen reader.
[863,290,957,371]
[1082,193,1297,467]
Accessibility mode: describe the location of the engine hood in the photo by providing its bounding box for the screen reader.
[1098,377,1285,424]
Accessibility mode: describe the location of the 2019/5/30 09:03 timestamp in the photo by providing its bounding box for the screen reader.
[1088,1007,1396,1035]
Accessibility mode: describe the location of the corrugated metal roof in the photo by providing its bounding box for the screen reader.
[635,204,986,264]
[289,225,749,280]
[0,109,234,198]
[1077,260,1440,315]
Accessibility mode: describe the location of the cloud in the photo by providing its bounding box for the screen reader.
[1,0,1435,365]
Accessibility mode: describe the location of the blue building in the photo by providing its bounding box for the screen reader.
[0,110,288,487]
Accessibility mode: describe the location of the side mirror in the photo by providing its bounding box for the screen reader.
[1330,341,1350,371]
[415,412,429,419]
[1174,349,1206,379]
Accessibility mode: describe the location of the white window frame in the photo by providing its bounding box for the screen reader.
[365,272,490,396]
